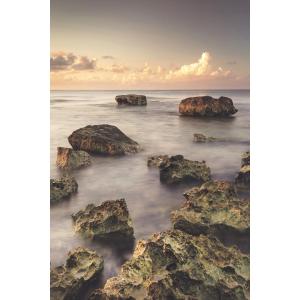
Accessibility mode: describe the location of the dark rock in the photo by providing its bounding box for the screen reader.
[147,155,169,167]
[72,199,134,240]
[235,152,250,189]
[89,230,249,300]
[115,94,147,106]
[179,96,238,117]
[159,155,211,184]
[193,133,217,142]
[56,147,91,170]
[68,124,141,155]
[50,175,78,204]
[50,247,104,300]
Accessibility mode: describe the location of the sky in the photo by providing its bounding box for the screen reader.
[51,0,249,90]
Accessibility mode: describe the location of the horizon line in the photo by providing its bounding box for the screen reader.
[51,88,250,92]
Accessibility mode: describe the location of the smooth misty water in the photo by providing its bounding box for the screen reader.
[50,89,250,287]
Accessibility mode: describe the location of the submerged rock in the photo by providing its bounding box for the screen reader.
[179,96,238,117]
[68,124,141,155]
[50,175,78,204]
[72,199,134,240]
[50,247,104,300]
[56,147,91,170]
[159,155,211,184]
[115,94,147,106]
[89,229,249,300]
[235,152,250,189]
[171,181,250,247]
[147,155,169,167]
[193,133,217,142]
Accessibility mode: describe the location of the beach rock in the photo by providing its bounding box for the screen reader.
[193,133,217,142]
[115,94,147,106]
[147,155,169,167]
[56,147,91,170]
[159,155,211,184]
[171,181,250,244]
[235,152,250,189]
[179,96,238,117]
[89,229,249,300]
[50,247,104,300]
[72,199,134,239]
[50,175,78,204]
[68,124,140,155]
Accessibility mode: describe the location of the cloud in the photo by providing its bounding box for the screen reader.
[210,67,232,78]
[109,64,129,73]
[102,55,115,60]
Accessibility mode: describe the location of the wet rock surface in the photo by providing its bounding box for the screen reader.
[72,199,134,240]
[115,94,147,106]
[235,152,250,189]
[147,155,169,167]
[159,155,211,184]
[193,133,218,142]
[50,175,78,204]
[50,247,104,300]
[171,181,250,250]
[56,147,91,170]
[89,229,249,300]
[68,124,140,155]
[179,96,238,117]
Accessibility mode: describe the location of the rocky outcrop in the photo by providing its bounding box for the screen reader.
[89,229,249,300]
[50,175,78,204]
[115,94,147,106]
[235,152,250,189]
[147,155,169,167]
[68,124,140,155]
[72,199,134,240]
[159,155,211,184]
[171,181,250,246]
[179,96,238,117]
[193,133,217,142]
[51,247,104,300]
[56,147,91,170]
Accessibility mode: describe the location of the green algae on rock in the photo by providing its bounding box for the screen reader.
[56,147,91,170]
[50,175,78,204]
[89,229,249,300]
[235,152,250,189]
[159,155,211,184]
[50,247,104,300]
[68,124,141,155]
[72,199,134,240]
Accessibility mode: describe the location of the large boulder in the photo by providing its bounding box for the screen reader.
[56,147,91,170]
[147,154,169,167]
[68,124,140,155]
[171,181,250,247]
[159,155,211,184]
[179,96,238,117]
[50,175,78,204]
[235,152,250,189]
[89,230,249,300]
[115,94,147,106]
[72,199,134,240]
[50,247,104,300]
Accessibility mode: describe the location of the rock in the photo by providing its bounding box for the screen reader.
[68,124,140,155]
[147,155,169,167]
[51,247,104,300]
[115,94,147,106]
[56,147,91,170]
[159,155,211,184]
[171,181,250,247]
[179,96,238,117]
[235,152,250,189]
[50,175,78,204]
[72,199,134,240]
[193,133,217,142]
[89,229,249,300]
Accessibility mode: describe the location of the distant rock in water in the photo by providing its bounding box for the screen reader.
[50,175,78,204]
[235,152,250,189]
[89,229,249,300]
[68,124,140,155]
[50,247,104,300]
[193,133,218,142]
[147,154,169,167]
[159,155,211,184]
[56,147,91,170]
[171,181,250,251]
[115,94,147,106]
[72,199,134,240]
[179,96,238,117]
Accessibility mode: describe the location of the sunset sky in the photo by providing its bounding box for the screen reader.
[51,0,249,90]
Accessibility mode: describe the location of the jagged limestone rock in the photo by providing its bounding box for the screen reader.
[56,147,91,170]
[115,94,147,106]
[235,152,250,189]
[147,155,169,167]
[50,175,78,204]
[193,133,217,142]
